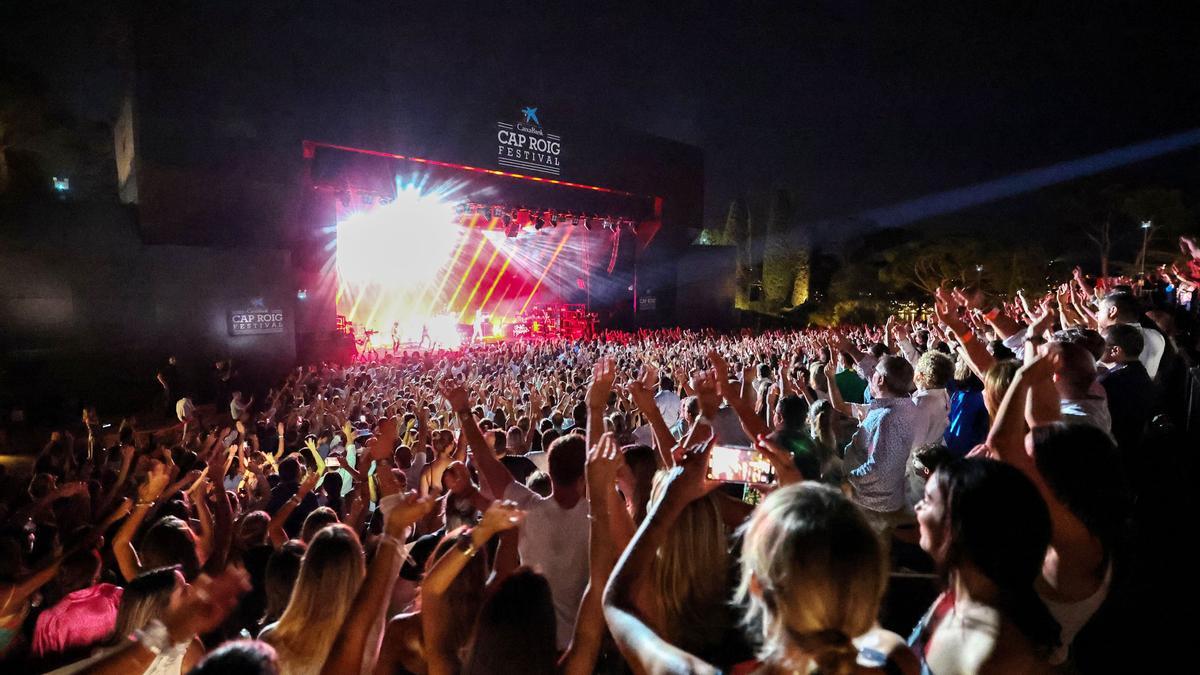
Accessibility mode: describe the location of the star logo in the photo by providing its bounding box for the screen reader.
[521,107,540,126]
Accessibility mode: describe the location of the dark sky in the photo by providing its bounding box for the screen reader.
[6,1,1200,229]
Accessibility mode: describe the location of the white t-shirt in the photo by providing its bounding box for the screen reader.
[175,397,195,422]
[503,481,590,649]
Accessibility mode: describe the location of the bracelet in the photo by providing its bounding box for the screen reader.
[455,529,478,558]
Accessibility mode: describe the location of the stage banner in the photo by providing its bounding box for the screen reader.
[228,302,286,336]
[496,106,562,176]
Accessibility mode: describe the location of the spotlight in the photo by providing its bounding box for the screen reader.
[297,289,308,301]
[52,177,70,193]
[603,218,614,231]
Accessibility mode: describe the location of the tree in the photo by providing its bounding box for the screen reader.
[723,198,751,307]
[761,189,797,305]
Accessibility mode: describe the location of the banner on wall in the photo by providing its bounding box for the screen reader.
[228,299,285,335]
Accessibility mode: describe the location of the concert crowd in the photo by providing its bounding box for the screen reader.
[1,237,1198,674]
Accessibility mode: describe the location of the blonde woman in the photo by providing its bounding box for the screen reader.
[605,442,917,675]
[259,524,365,675]
[644,473,737,661]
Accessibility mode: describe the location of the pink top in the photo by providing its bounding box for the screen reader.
[32,583,123,658]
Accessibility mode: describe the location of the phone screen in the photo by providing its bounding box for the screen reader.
[326,457,342,469]
[706,444,775,485]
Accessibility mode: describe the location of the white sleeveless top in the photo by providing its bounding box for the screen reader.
[1039,561,1113,665]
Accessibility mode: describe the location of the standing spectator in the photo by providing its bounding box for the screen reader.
[1096,291,1166,379]
[155,357,180,420]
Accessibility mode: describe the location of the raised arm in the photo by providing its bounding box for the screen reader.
[560,433,622,675]
[320,493,434,675]
[268,471,318,548]
[935,287,995,380]
[706,351,771,444]
[585,357,617,453]
[603,442,722,675]
[442,383,514,498]
[625,369,676,469]
[423,501,525,675]
[113,462,171,582]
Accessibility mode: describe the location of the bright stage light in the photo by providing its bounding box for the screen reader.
[336,185,462,288]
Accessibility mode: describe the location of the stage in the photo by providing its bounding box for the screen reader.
[308,141,660,352]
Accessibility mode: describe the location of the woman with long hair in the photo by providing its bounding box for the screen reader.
[259,524,365,675]
[605,442,916,675]
[643,472,737,662]
[985,351,1124,668]
[909,459,1059,673]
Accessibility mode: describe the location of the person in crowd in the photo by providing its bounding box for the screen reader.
[605,442,917,674]
[1096,291,1166,379]
[1098,323,1156,461]
[909,458,1060,673]
[30,548,122,666]
[827,356,922,538]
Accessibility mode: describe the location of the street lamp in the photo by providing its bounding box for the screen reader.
[1139,220,1153,277]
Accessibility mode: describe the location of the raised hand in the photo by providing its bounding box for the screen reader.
[477,500,526,536]
[586,432,622,493]
[161,566,251,644]
[138,462,170,503]
[380,491,435,536]
[587,357,617,410]
[755,434,804,486]
[297,468,321,494]
[660,438,719,506]
[439,382,470,413]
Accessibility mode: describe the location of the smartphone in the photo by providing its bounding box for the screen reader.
[326,457,342,469]
[706,444,775,485]
[359,415,367,423]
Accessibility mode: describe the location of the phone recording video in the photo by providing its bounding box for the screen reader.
[706,444,775,485]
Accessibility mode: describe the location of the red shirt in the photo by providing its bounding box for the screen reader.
[31,583,123,658]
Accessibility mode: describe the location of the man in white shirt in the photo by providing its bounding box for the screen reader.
[449,386,589,649]
[652,375,681,430]
[1097,290,1165,379]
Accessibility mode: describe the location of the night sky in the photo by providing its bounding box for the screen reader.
[5,1,1199,229]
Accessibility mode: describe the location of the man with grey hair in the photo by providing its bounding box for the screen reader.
[827,355,922,536]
